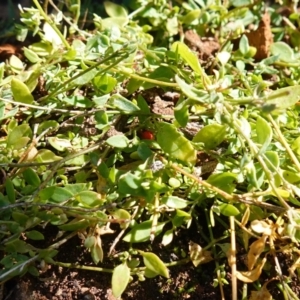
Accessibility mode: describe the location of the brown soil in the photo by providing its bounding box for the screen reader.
[246,12,273,60]
[2,222,230,300]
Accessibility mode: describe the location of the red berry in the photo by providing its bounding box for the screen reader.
[140,130,154,140]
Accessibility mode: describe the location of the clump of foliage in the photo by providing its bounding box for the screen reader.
[1,0,300,299]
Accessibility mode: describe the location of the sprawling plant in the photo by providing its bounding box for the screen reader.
[1,0,300,298]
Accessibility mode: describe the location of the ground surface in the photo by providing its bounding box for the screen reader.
[1,1,300,300]
[3,221,229,300]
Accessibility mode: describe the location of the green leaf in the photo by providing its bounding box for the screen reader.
[12,211,29,226]
[23,47,41,63]
[263,85,300,111]
[11,78,34,104]
[137,142,153,160]
[181,9,201,25]
[28,265,40,277]
[239,35,249,56]
[5,240,31,253]
[282,170,300,184]
[5,178,15,204]
[144,268,159,278]
[39,186,73,203]
[219,203,240,217]
[140,251,169,278]
[75,191,103,207]
[111,209,131,229]
[144,66,175,89]
[9,55,23,72]
[112,263,130,298]
[175,75,209,102]
[73,68,98,85]
[7,124,32,150]
[61,95,94,108]
[264,151,279,170]
[26,230,44,240]
[93,74,117,94]
[161,196,189,209]
[270,42,295,62]
[48,136,72,151]
[256,116,272,154]
[174,102,189,127]
[34,149,62,163]
[161,229,173,246]
[29,42,53,56]
[123,220,166,243]
[106,135,129,148]
[157,122,197,165]
[108,94,140,113]
[25,68,41,92]
[137,95,150,114]
[171,41,202,75]
[104,1,128,18]
[84,236,96,249]
[101,17,128,29]
[58,219,90,231]
[23,168,41,187]
[91,243,103,264]
[37,121,59,135]
[118,172,143,195]
[207,173,237,194]
[192,124,227,149]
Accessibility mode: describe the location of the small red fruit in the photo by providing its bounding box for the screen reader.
[140,130,154,140]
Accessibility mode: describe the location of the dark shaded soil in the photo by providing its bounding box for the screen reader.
[2,220,231,300]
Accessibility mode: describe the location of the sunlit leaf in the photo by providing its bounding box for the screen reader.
[161,229,174,246]
[263,85,300,111]
[104,1,128,18]
[106,135,129,148]
[112,263,130,298]
[157,122,196,165]
[108,94,140,113]
[193,124,227,149]
[123,220,166,243]
[75,191,103,207]
[161,196,189,209]
[256,116,272,154]
[171,41,202,75]
[219,203,240,217]
[139,251,169,278]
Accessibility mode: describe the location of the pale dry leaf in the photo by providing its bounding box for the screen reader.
[249,283,272,300]
[241,206,250,226]
[236,257,267,283]
[96,173,108,196]
[23,146,38,161]
[97,225,115,235]
[251,220,273,236]
[189,241,213,267]
[247,235,267,270]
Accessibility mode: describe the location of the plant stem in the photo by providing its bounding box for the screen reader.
[32,0,70,49]
[205,209,226,300]
[229,216,237,300]
[268,115,300,173]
